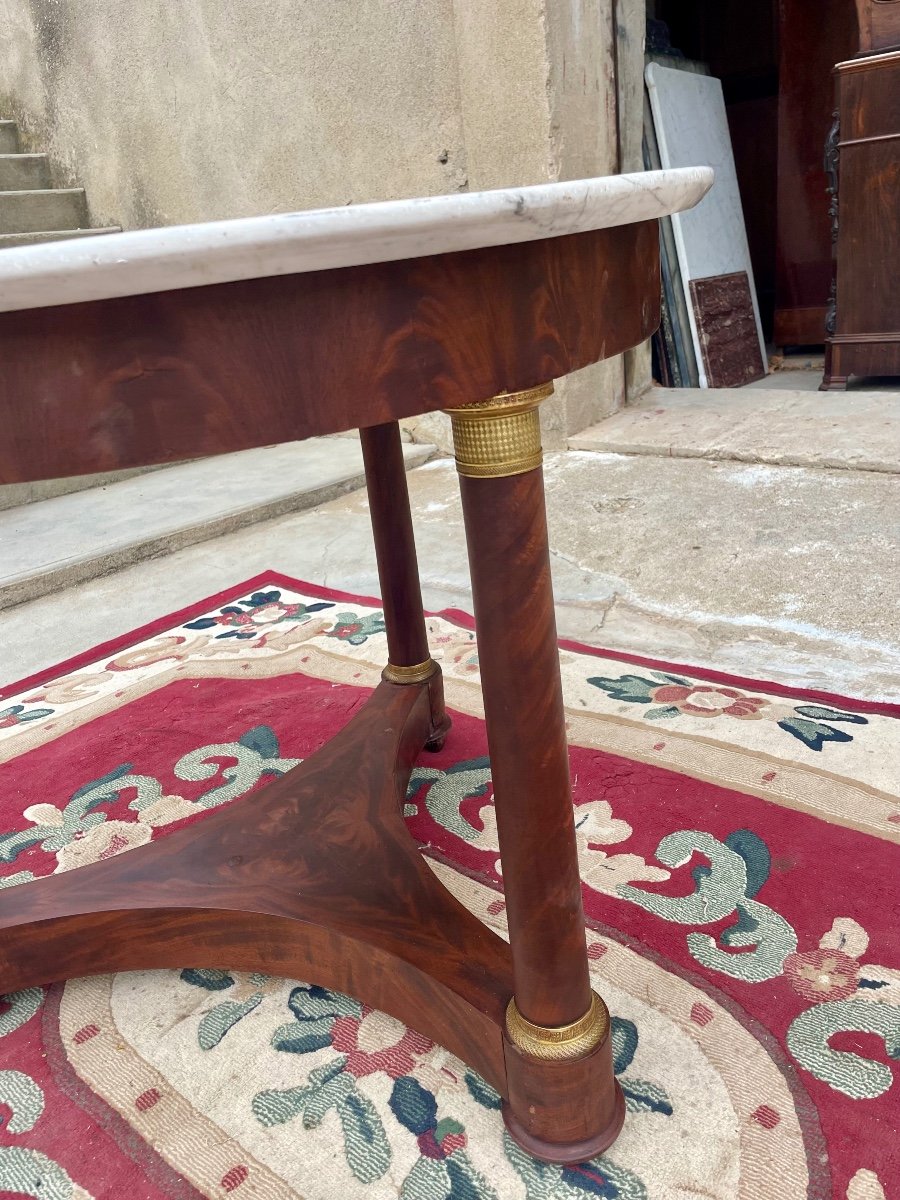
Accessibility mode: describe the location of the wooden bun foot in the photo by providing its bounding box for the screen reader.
[501,1082,625,1165]
[501,1008,625,1165]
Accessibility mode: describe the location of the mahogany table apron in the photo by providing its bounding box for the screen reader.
[0,170,711,1164]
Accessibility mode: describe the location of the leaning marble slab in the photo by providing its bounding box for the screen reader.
[0,168,712,313]
[646,64,765,387]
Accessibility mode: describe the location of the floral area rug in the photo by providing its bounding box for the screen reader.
[0,572,897,1200]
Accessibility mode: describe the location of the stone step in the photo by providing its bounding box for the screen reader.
[569,385,900,473]
[0,225,121,248]
[0,437,435,610]
[0,188,88,234]
[0,464,168,512]
[0,122,19,153]
[0,153,50,190]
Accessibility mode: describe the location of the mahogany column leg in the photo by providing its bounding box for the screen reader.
[445,385,624,1163]
[360,421,450,749]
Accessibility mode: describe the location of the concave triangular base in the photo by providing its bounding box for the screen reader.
[0,680,511,1088]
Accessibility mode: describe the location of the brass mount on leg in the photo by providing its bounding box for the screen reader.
[382,658,439,685]
[443,382,554,479]
[505,992,609,1061]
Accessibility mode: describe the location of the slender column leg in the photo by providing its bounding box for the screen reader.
[360,421,449,748]
[444,385,624,1163]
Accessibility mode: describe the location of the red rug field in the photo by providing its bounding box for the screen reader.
[0,573,897,1200]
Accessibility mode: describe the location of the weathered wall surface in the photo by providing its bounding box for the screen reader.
[0,0,468,226]
[0,0,648,436]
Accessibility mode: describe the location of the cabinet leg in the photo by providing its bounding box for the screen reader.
[819,374,848,391]
[445,386,624,1161]
[820,341,849,391]
[361,422,449,748]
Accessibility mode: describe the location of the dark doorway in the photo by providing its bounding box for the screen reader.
[649,0,857,348]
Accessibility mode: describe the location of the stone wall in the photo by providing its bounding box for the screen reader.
[0,0,649,437]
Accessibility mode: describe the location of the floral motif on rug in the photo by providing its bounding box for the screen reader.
[0,572,897,1200]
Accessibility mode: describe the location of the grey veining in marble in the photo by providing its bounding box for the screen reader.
[0,168,712,312]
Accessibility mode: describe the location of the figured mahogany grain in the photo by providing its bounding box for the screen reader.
[360,422,431,670]
[503,1032,625,1163]
[0,222,658,484]
[0,678,510,1088]
[456,467,592,1031]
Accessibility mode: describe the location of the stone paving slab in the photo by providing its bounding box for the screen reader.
[0,438,433,610]
[569,386,900,473]
[3,452,898,701]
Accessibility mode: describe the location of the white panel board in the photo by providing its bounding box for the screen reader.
[645,62,766,387]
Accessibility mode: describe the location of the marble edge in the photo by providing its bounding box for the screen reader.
[0,168,713,313]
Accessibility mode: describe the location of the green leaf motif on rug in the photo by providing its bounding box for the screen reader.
[619,831,751,925]
[253,1059,391,1185]
[0,1070,44,1133]
[325,610,388,646]
[620,1077,674,1115]
[585,671,868,751]
[0,871,35,889]
[272,1015,337,1055]
[400,1152,493,1200]
[183,589,335,641]
[180,967,235,992]
[406,758,492,841]
[253,1058,352,1128]
[787,999,900,1099]
[237,724,284,760]
[340,1091,392,1184]
[0,1147,80,1200]
[0,704,54,728]
[0,726,302,871]
[775,716,853,751]
[197,994,265,1050]
[719,829,771,898]
[390,1076,497,1200]
[504,1137,648,1200]
[688,899,798,982]
[175,727,301,808]
[611,1017,638,1074]
[586,674,662,703]
[180,968,280,1049]
[0,989,44,1038]
[620,829,798,983]
[611,1018,673,1116]
[463,1071,502,1111]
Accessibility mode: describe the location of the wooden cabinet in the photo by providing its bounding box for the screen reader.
[822,49,900,388]
[774,0,857,346]
[855,0,900,54]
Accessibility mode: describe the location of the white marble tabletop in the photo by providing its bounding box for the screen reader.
[0,168,712,313]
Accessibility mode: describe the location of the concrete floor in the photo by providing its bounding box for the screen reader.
[570,385,900,472]
[4,450,899,702]
[746,368,900,392]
